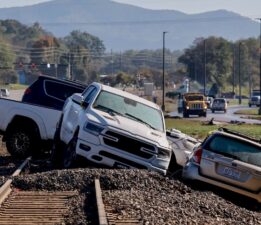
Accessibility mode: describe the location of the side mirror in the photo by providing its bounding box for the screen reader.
[72,93,84,105]
[81,101,89,108]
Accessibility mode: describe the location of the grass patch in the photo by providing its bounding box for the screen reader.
[234,108,258,115]
[234,108,261,121]
[227,98,248,106]
[165,118,261,140]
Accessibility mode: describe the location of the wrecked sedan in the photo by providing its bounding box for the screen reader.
[183,128,261,203]
[167,128,200,173]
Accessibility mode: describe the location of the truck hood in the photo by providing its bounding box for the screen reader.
[87,109,169,148]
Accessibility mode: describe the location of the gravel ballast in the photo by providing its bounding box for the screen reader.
[12,169,261,225]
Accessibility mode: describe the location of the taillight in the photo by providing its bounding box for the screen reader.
[192,147,202,164]
[24,88,32,95]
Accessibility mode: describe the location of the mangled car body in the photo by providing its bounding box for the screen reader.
[183,128,261,203]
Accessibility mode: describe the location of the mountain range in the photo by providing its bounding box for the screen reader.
[0,0,259,51]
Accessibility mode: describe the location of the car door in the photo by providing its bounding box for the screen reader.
[65,85,97,130]
[200,134,261,192]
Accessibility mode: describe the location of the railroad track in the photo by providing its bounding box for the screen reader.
[0,157,77,225]
[0,157,142,224]
[95,179,142,225]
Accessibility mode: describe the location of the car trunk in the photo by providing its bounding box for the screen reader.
[199,135,261,192]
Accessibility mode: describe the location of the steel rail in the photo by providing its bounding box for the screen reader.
[0,157,31,205]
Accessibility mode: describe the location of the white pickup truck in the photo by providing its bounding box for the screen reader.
[52,82,172,174]
[0,98,61,157]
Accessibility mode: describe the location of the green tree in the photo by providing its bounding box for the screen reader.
[62,30,106,81]
[0,38,16,83]
[178,37,232,91]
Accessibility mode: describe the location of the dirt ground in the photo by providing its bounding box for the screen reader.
[0,136,8,156]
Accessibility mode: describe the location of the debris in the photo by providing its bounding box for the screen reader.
[230,120,246,125]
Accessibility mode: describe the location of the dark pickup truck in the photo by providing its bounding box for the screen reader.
[22,75,87,110]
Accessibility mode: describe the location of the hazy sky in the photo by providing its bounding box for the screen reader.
[0,0,260,18]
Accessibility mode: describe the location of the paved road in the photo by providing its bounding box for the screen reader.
[169,105,261,124]
[1,89,25,101]
[4,90,261,124]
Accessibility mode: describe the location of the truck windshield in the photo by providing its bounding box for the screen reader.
[185,96,203,101]
[93,90,164,132]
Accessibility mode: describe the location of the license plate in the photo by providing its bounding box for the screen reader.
[222,166,241,180]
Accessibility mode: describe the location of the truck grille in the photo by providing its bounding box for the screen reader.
[191,103,202,109]
[103,130,155,159]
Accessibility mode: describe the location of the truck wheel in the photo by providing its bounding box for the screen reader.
[51,131,65,168]
[212,110,215,113]
[6,127,36,158]
[63,136,77,168]
[203,112,207,117]
[249,104,251,107]
[51,115,64,168]
[167,154,182,178]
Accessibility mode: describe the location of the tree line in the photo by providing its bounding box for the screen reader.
[0,19,260,94]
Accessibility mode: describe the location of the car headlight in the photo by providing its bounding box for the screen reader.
[186,106,190,110]
[84,122,104,135]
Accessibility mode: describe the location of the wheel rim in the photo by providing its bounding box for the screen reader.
[10,132,30,155]
[63,138,77,168]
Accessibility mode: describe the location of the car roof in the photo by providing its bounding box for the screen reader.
[213,98,226,102]
[37,75,87,88]
[90,82,161,110]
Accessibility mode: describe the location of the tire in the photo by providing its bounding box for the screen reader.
[183,112,188,118]
[6,127,37,158]
[167,154,182,178]
[249,104,251,107]
[63,136,78,169]
[51,115,64,167]
[51,130,65,168]
[212,110,215,113]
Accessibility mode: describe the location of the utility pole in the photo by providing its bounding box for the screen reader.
[256,18,261,115]
[119,51,122,72]
[162,31,167,111]
[238,42,243,105]
[232,44,235,97]
[111,49,113,76]
[68,53,71,80]
[204,39,207,96]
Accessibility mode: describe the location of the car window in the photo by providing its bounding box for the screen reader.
[82,86,97,105]
[44,80,83,102]
[207,135,261,167]
[214,99,225,103]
